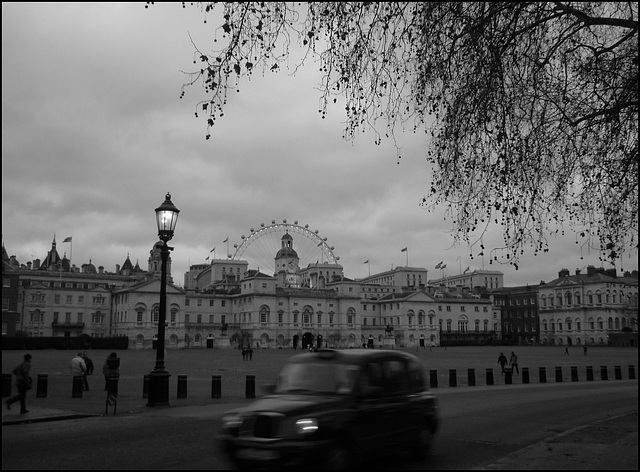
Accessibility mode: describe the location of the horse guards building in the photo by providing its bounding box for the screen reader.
[2,231,638,350]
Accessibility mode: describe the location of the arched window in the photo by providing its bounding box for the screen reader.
[347,307,356,326]
[557,294,563,306]
[302,306,312,325]
[260,305,270,324]
[458,315,468,332]
[575,292,581,305]
[565,292,572,305]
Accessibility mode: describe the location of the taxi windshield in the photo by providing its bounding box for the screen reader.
[275,361,360,395]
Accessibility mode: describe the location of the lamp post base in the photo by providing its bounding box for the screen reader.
[147,370,171,407]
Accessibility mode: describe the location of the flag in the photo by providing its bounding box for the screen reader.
[63,236,72,243]
[364,260,369,264]
[464,266,470,273]
[441,264,447,269]
[401,247,407,252]
[210,247,215,252]
[223,237,228,243]
[205,256,210,261]
[435,261,442,269]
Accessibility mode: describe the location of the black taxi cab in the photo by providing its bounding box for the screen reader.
[217,349,439,469]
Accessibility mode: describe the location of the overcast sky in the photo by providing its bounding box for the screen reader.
[2,3,637,287]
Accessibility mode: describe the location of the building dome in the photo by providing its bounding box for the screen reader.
[275,246,299,259]
[275,232,298,259]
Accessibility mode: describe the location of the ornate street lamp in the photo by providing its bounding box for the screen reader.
[147,193,180,407]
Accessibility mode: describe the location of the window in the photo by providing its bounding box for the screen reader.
[197,299,202,306]
[66,295,73,303]
[260,306,270,324]
[197,314,202,324]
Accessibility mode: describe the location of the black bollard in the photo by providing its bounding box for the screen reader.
[2,373,12,397]
[555,366,563,382]
[429,369,438,388]
[143,374,150,399]
[539,366,547,383]
[629,365,636,380]
[614,365,622,380]
[586,365,594,381]
[600,365,608,381]
[449,369,457,387]
[72,375,84,398]
[506,367,515,384]
[522,367,530,384]
[571,366,579,382]
[36,374,48,398]
[245,375,255,399]
[467,368,476,387]
[486,368,494,386]
[211,375,221,398]
[177,375,188,398]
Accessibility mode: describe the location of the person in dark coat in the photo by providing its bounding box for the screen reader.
[82,351,94,391]
[103,352,120,392]
[497,352,508,374]
[6,353,32,414]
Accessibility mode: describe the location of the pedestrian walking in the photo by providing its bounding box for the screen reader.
[509,351,519,374]
[248,347,254,360]
[583,345,588,356]
[103,352,120,391]
[497,352,508,374]
[564,347,570,355]
[82,351,94,391]
[5,353,32,414]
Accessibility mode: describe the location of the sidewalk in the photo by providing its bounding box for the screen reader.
[2,387,252,425]
[480,411,638,470]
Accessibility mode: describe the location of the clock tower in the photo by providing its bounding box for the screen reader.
[275,232,300,287]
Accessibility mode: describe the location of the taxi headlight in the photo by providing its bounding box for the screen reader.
[221,413,243,429]
[294,418,319,434]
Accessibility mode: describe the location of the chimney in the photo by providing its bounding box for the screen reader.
[26,261,32,270]
[33,259,40,270]
[559,268,570,278]
[99,266,104,274]
[605,268,617,278]
[586,265,597,276]
[116,264,121,273]
[575,268,581,275]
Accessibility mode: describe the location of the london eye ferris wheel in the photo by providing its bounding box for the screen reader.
[229,220,340,275]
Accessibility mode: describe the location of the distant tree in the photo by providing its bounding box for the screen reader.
[150,2,638,267]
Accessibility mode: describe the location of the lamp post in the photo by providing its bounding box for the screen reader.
[147,192,180,407]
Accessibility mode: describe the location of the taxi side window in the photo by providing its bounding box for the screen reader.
[407,359,426,392]
[381,359,409,395]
